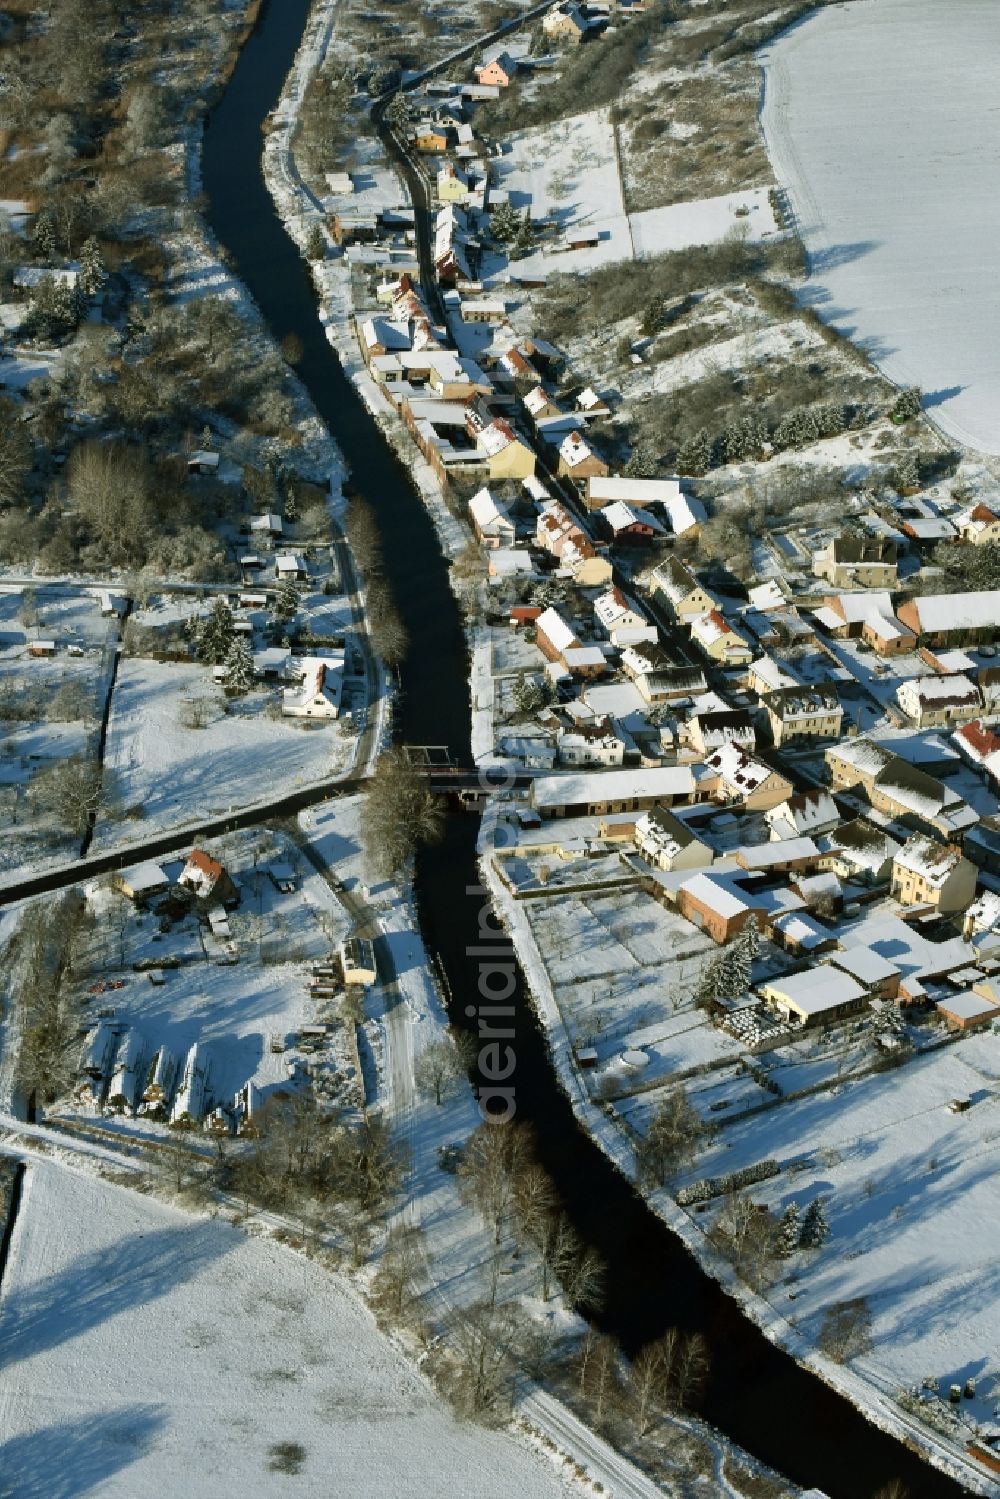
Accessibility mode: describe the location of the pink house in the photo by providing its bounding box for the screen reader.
[475,53,516,87]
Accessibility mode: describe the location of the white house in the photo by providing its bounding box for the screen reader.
[468,487,515,548]
[282,655,345,719]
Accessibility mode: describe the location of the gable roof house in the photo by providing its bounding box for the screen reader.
[530,765,699,818]
[761,969,868,1029]
[826,738,979,839]
[766,789,841,842]
[957,502,1000,546]
[891,834,978,914]
[896,673,981,729]
[600,500,664,544]
[535,500,613,586]
[282,656,344,719]
[468,487,516,548]
[702,744,794,811]
[817,818,901,885]
[676,869,770,946]
[634,806,714,872]
[764,685,844,746]
[557,716,626,767]
[473,416,536,480]
[178,849,239,907]
[690,610,754,667]
[620,642,707,704]
[534,608,605,679]
[475,51,517,86]
[592,587,657,647]
[558,430,610,482]
[813,535,899,589]
[687,708,756,758]
[816,590,896,639]
[649,557,720,621]
[543,3,592,42]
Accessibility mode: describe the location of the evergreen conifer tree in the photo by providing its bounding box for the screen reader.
[800,1196,829,1249]
[273,581,300,623]
[78,235,106,298]
[677,428,711,476]
[193,596,236,664]
[777,1202,801,1257]
[222,637,256,696]
[490,201,518,243]
[34,209,56,264]
[624,443,657,478]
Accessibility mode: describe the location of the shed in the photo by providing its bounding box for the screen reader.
[113,862,170,903]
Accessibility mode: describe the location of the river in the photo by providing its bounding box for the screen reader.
[200,4,965,1494]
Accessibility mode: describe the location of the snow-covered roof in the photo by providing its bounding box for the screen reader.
[680,871,757,920]
[936,991,999,1022]
[666,493,707,535]
[559,431,595,469]
[764,968,867,1017]
[832,591,894,625]
[587,476,681,507]
[897,673,979,707]
[535,607,578,654]
[894,834,966,886]
[737,838,819,869]
[905,590,1000,634]
[829,946,899,985]
[704,744,777,794]
[748,581,788,612]
[119,861,169,894]
[531,766,695,809]
[603,499,656,533]
[468,487,512,532]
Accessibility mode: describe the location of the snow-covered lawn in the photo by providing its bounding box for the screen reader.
[761,0,1000,453]
[95,658,355,840]
[0,1161,578,1499]
[495,108,778,280]
[683,1030,1000,1419]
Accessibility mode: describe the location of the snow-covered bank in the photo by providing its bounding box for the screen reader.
[761,0,1000,455]
[477,814,1000,1497]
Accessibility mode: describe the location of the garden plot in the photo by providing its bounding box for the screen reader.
[761,0,1000,454]
[0,1161,578,1499]
[495,109,779,281]
[675,1028,1000,1413]
[60,830,357,1132]
[94,658,355,840]
[522,887,719,1092]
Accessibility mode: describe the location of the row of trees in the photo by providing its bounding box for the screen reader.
[5,892,92,1103]
[344,495,408,665]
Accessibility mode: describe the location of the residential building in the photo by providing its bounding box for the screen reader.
[860,612,916,656]
[340,937,377,986]
[702,744,793,811]
[543,4,592,42]
[475,52,517,86]
[891,835,978,914]
[649,557,720,621]
[474,417,535,480]
[282,656,344,720]
[957,502,1000,546]
[826,738,978,839]
[766,789,841,842]
[935,990,1000,1032]
[620,642,706,704]
[179,849,238,907]
[748,656,799,696]
[688,709,755,758]
[813,535,898,589]
[634,806,713,872]
[764,685,844,746]
[113,863,170,903]
[558,430,609,482]
[557,717,626,767]
[814,591,895,638]
[600,500,663,544]
[690,610,754,667]
[817,819,900,885]
[735,838,820,877]
[468,487,515,548]
[896,674,981,728]
[436,164,470,203]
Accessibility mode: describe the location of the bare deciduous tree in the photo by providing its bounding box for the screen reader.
[361,747,445,879]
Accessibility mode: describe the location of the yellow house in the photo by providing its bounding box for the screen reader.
[414,127,448,153]
[478,419,535,480]
[890,834,978,914]
[765,686,844,747]
[436,165,469,203]
[650,557,719,620]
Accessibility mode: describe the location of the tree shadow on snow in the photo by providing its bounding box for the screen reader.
[0,1219,232,1373]
[923,384,966,409]
[0,1406,165,1499]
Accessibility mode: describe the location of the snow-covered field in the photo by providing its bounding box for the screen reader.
[496,108,778,279]
[95,658,354,840]
[0,1161,578,1499]
[761,0,1000,453]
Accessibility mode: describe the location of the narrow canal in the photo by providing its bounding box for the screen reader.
[201,6,965,1494]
